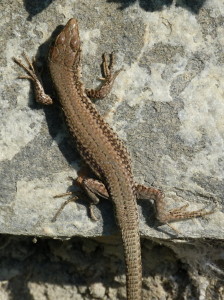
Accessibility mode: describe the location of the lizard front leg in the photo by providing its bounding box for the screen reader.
[85,52,122,99]
[13,53,53,105]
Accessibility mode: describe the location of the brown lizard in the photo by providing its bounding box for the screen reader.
[13,18,214,300]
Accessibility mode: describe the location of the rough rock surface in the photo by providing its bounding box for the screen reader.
[1,0,224,299]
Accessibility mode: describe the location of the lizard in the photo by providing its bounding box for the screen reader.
[13,18,214,300]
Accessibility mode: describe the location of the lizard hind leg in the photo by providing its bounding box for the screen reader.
[52,175,105,222]
[135,183,214,224]
[76,175,110,221]
[52,193,78,222]
[159,204,215,224]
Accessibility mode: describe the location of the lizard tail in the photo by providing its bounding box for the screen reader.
[121,227,142,300]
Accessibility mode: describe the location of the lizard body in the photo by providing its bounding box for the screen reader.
[48,19,142,299]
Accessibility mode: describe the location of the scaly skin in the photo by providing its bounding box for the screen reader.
[48,19,142,300]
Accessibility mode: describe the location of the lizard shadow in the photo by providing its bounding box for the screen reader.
[22,0,55,21]
[20,0,206,18]
[107,0,207,14]
[26,24,84,168]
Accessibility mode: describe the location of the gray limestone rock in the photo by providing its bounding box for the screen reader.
[1,0,224,299]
